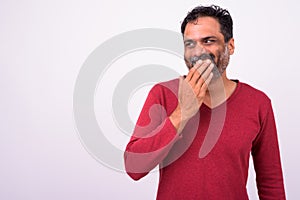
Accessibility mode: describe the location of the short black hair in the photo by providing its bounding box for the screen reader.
[181,5,233,43]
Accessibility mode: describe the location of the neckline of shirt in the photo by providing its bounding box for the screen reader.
[202,79,241,111]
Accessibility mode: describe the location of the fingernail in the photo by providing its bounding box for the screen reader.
[197,60,203,65]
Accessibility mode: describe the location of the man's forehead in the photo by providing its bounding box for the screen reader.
[184,17,222,39]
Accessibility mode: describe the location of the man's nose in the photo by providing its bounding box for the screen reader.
[193,43,207,56]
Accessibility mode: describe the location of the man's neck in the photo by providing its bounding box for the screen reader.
[203,72,237,108]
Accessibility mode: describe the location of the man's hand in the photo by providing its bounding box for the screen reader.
[169,59,214,133]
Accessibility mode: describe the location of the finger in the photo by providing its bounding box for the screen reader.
[196,59,211,76]
[194,65,213,95]
[190,60,211,85]
[185,59,203,81]
[189,69,201,86]
[196,72,213,98]
[185,66,197,82]
[192,59,204,70]
[201,63,214,81]
[201,72,213,92]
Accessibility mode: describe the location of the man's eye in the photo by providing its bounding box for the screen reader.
[185,42,195,48]
[204,39,216,44]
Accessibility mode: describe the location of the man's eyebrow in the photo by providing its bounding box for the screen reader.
[202,36,218,40]
[184,36,218,42]
[183,39,194,43]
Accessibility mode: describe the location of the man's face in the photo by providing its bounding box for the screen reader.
[183,17,234,78]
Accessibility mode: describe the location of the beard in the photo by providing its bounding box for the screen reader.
[216,45,230,76]
[184,45,230,80]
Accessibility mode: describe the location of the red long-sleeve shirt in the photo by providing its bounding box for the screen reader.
[124,79,286,200]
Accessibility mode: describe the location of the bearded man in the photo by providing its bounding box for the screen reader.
[124,5,286,200]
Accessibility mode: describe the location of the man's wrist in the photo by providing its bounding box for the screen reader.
[169,105,188,134]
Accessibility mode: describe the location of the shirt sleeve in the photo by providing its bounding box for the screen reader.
[251,101,286,199]
[124,84,181,181]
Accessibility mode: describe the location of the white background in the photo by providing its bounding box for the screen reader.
[1,0,299,199]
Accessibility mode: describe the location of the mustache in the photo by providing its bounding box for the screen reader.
[189,53,221,79]
[190,53,216,66]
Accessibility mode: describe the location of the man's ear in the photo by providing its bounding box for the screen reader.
[228,38,235,55]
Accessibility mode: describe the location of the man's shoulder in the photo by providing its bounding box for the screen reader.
[239,81,269,97]
[238,81,271,104]
[150,78,179,95]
